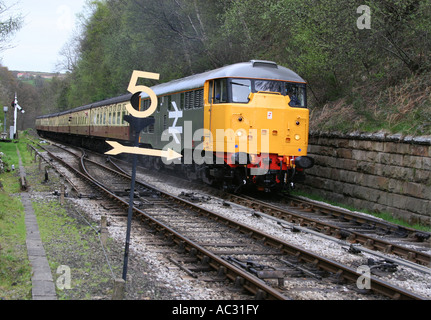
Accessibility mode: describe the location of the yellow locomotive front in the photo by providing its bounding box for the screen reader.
[202,61,314,192]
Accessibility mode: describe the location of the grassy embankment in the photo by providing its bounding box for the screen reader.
[0,140,32,299]
[310,72,431,136]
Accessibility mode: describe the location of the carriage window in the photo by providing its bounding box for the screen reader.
[231,79,251,103]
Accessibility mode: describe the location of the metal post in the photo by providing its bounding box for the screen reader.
[122,133,139,281]
[121,115,154,282]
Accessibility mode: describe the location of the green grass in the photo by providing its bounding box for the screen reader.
[0,140,33,299]
[33,200,118,300]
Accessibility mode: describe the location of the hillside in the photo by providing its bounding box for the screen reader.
[310,72,431,136]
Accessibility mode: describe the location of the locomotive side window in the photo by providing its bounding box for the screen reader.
[214,79,228,104]
[285,83,306,108]
[208,81,213,104]
[231,79,251,103]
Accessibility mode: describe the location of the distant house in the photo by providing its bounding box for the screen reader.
[17,73,31,79]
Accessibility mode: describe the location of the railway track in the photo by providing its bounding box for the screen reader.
[225,193,431,267]
[112,156,431,269]
[34,142,429,300]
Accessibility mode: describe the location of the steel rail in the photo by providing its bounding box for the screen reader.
[224,193,431,267]
[29,144,81,195]
[285,195,431,242]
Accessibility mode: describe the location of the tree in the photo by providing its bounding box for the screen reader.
[0,1,23,52]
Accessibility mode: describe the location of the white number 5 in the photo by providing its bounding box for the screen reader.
[127,70,160,119]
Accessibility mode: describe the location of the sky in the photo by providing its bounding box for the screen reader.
[1,0,88,73]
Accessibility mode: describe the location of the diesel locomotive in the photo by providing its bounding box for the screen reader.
[36,60,314,192]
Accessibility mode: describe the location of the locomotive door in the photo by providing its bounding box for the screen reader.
[204,80,215,151]
[204,79,228,153]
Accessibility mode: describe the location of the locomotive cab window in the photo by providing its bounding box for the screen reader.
[230,79,252,103]
[253,80,307,108]
[255,80,284,94]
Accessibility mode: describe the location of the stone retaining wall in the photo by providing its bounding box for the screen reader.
[297,132,431,226]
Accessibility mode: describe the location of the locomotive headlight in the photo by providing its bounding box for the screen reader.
[237,130,246,137]
[295,134,301,141]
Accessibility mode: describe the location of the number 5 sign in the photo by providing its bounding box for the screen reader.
[105,70,182,161]
[127,70,160,118]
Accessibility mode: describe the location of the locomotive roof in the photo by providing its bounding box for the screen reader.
[37,60,305,119]
[142,60,305,98]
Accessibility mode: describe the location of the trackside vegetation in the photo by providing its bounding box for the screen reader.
[1,0,429,137]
